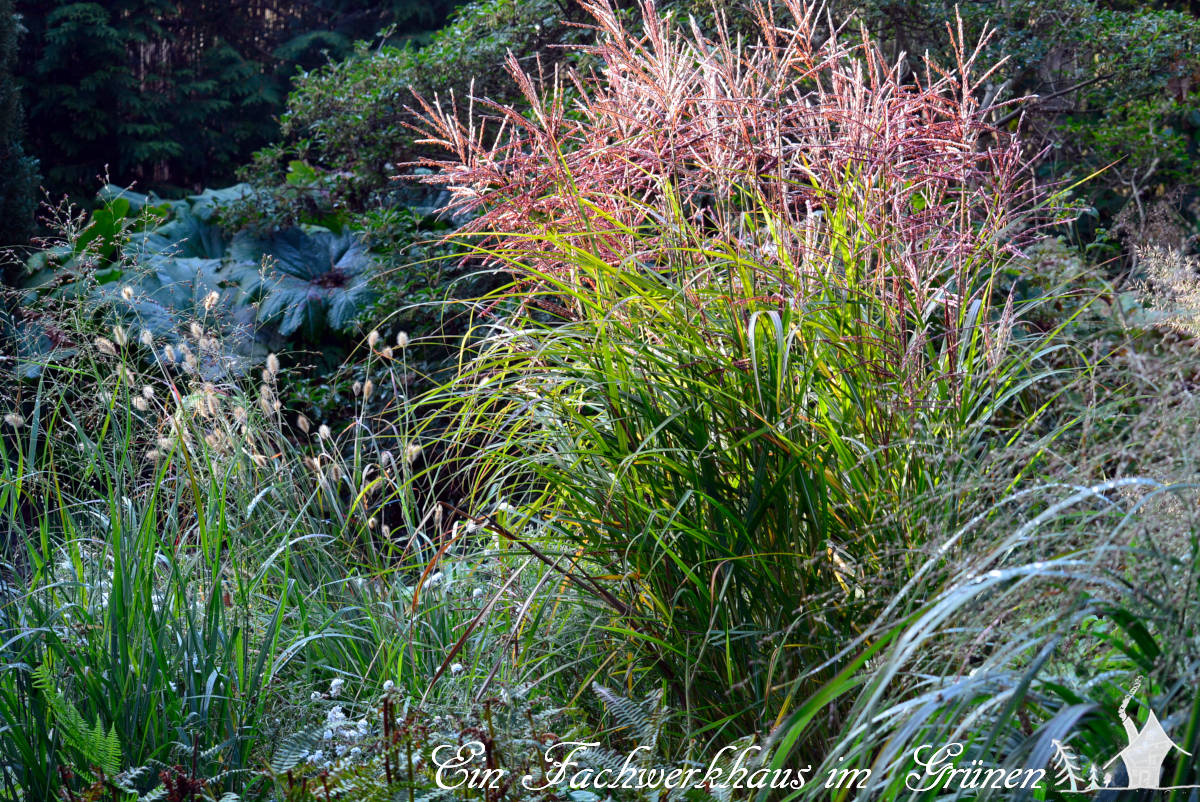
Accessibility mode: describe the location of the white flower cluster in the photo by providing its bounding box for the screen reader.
[301,678,374,770]
[321,705,370,745]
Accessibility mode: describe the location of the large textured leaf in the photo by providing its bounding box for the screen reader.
[230,227,370,280]
[138,208,226,259]
[230,227,377,337]
[187,183,255,222]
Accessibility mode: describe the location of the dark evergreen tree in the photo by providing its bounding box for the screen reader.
[0,0,39,247]
[14,0,464,201]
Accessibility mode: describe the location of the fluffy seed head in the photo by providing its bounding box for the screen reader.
[3,413,24,429]
[112,325,128,347]
[120,285,134,301]
[395,331,409,349]
[318,424,332,440]
[404,443,422,465]
[296,414,311,434]
[266,353,280,376]
[367,330,380,348]
[95,337,117,356]
[139,329,154,347]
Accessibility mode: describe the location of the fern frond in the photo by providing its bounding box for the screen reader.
[270,725,326,772]
[32,662,123,776]
[592,683,665,754]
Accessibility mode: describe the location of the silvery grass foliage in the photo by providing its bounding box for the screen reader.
[404,0,1073,754]
[754,479,1200,801]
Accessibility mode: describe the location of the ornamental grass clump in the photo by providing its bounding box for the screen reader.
[410,0,1065,749]
[411,0,1047,399]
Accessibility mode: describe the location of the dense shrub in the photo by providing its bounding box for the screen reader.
[248,0,593,214]
[830,0,1200,252]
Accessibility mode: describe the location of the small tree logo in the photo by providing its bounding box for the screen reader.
[1050,739,1086,792]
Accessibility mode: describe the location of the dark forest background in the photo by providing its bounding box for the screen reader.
[5,0,460,207]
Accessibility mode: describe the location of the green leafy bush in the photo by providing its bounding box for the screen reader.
[247,0,591,214]
[829,0,1200,253]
